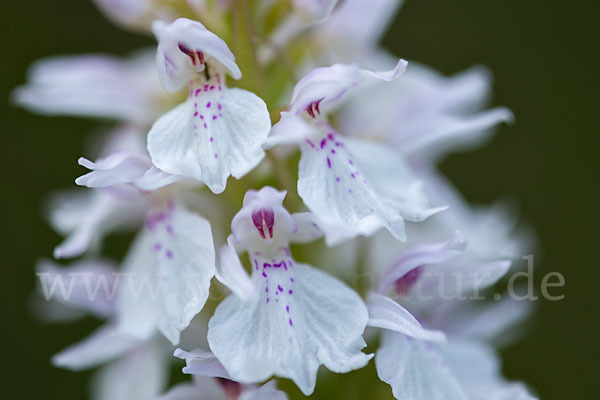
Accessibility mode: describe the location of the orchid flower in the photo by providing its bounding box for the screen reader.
[206,187,371,395]
[147,18,271,194]
[267,61,443,245]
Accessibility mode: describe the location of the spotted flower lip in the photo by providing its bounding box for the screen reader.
[207,187,371,395]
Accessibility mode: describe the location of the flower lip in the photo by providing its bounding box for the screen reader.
[252,207,275,240]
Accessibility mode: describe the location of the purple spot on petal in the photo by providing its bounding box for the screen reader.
[327,157,332,168]
[289,318,293,326]
[214,153,218,158]
[277,285,283,292]
[210,136,213,142]
[206,102,211,108]
[166,250,173,259]
[336,177,341,182]
[288,290,293,295]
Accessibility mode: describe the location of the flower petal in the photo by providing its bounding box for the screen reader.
[36,259,118,318]
[366,292,445,342]
[293,0,338,21]
[376,232,466,294]
[288,60,407,116]
[91,339,170,400]
[297,131,441,245]
[208,262,371,395]
[153,18,241,92]
[174,348,231,378]
[52,325,141,371]
[216,236,257,301]
[49,189,145,259]
[290,212,324,244]
[13,52,159,123]
[117,202,215,345]
[75,153,151,188]
[147,87,270,193]
[375,330,468,400]
[441,339,538,400]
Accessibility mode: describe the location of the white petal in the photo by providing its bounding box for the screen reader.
[13,52,159,123]
[147,87,270,193]
[174,348,231,378]
[52,325,142,370]
[157,383,205,400]
[431,298,534,346]
[49,189,145,259]
[153,18,241,92]
[36,259,118,318]
[297,132,441,245]
[241,381,289,400]
[75,153,151,188]
[208,261,371,395]
[442,339,537,400]
[92,339,169,400]
[376,232,466,294]
[323,0,402,45]
[289,60,407,116]
[230,187,297,253]
[290,212,324,244]
[375,330,468,400]
[366,292,445,342]
[293,0,338,21]
[117,202,215,345]
[216,236,257,301]
[93,0,154,29]
[134,166,192,191]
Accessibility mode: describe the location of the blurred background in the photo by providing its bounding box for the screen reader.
[1,0,597,398]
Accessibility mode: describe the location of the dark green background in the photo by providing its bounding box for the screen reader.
[1,0,597,398]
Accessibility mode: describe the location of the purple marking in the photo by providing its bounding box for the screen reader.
[263,263,272,269]
[350,173,355,178]
[195,89,201,96]
[203,123,207,129]
[290,278,294,282]
[206,102,211,108]
[320,139,327,149]
[348,189,353,193]
[277,284,283,292]
[348,159,354,165]
[331,149,336,154]
[218,103,222,110]
[200,115,204,119]
[214,153,218,158]
[262,271,267,278]
[210,137,214,142]
[265,287,268,292]
[166,250,173,259]
[288,318,293,326]
[252,208,275,239]
[327,157,332,168]
[209,85,215,90]
[194,103,197,107]
[305,139,316,149]
[267,297,270,303]
[254,259,259,270]
[288,290,293,295]
[395,266,424,296]
[166,224,173,234]
[327,133,335,140]
[154,242,162,251]
[212,115,217,120]
[336,177,341,182]
[286,305,289,313]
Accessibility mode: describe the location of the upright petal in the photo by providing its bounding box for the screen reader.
[147,86,271,193]
[153,18,241,92]
[287,60,407,117]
